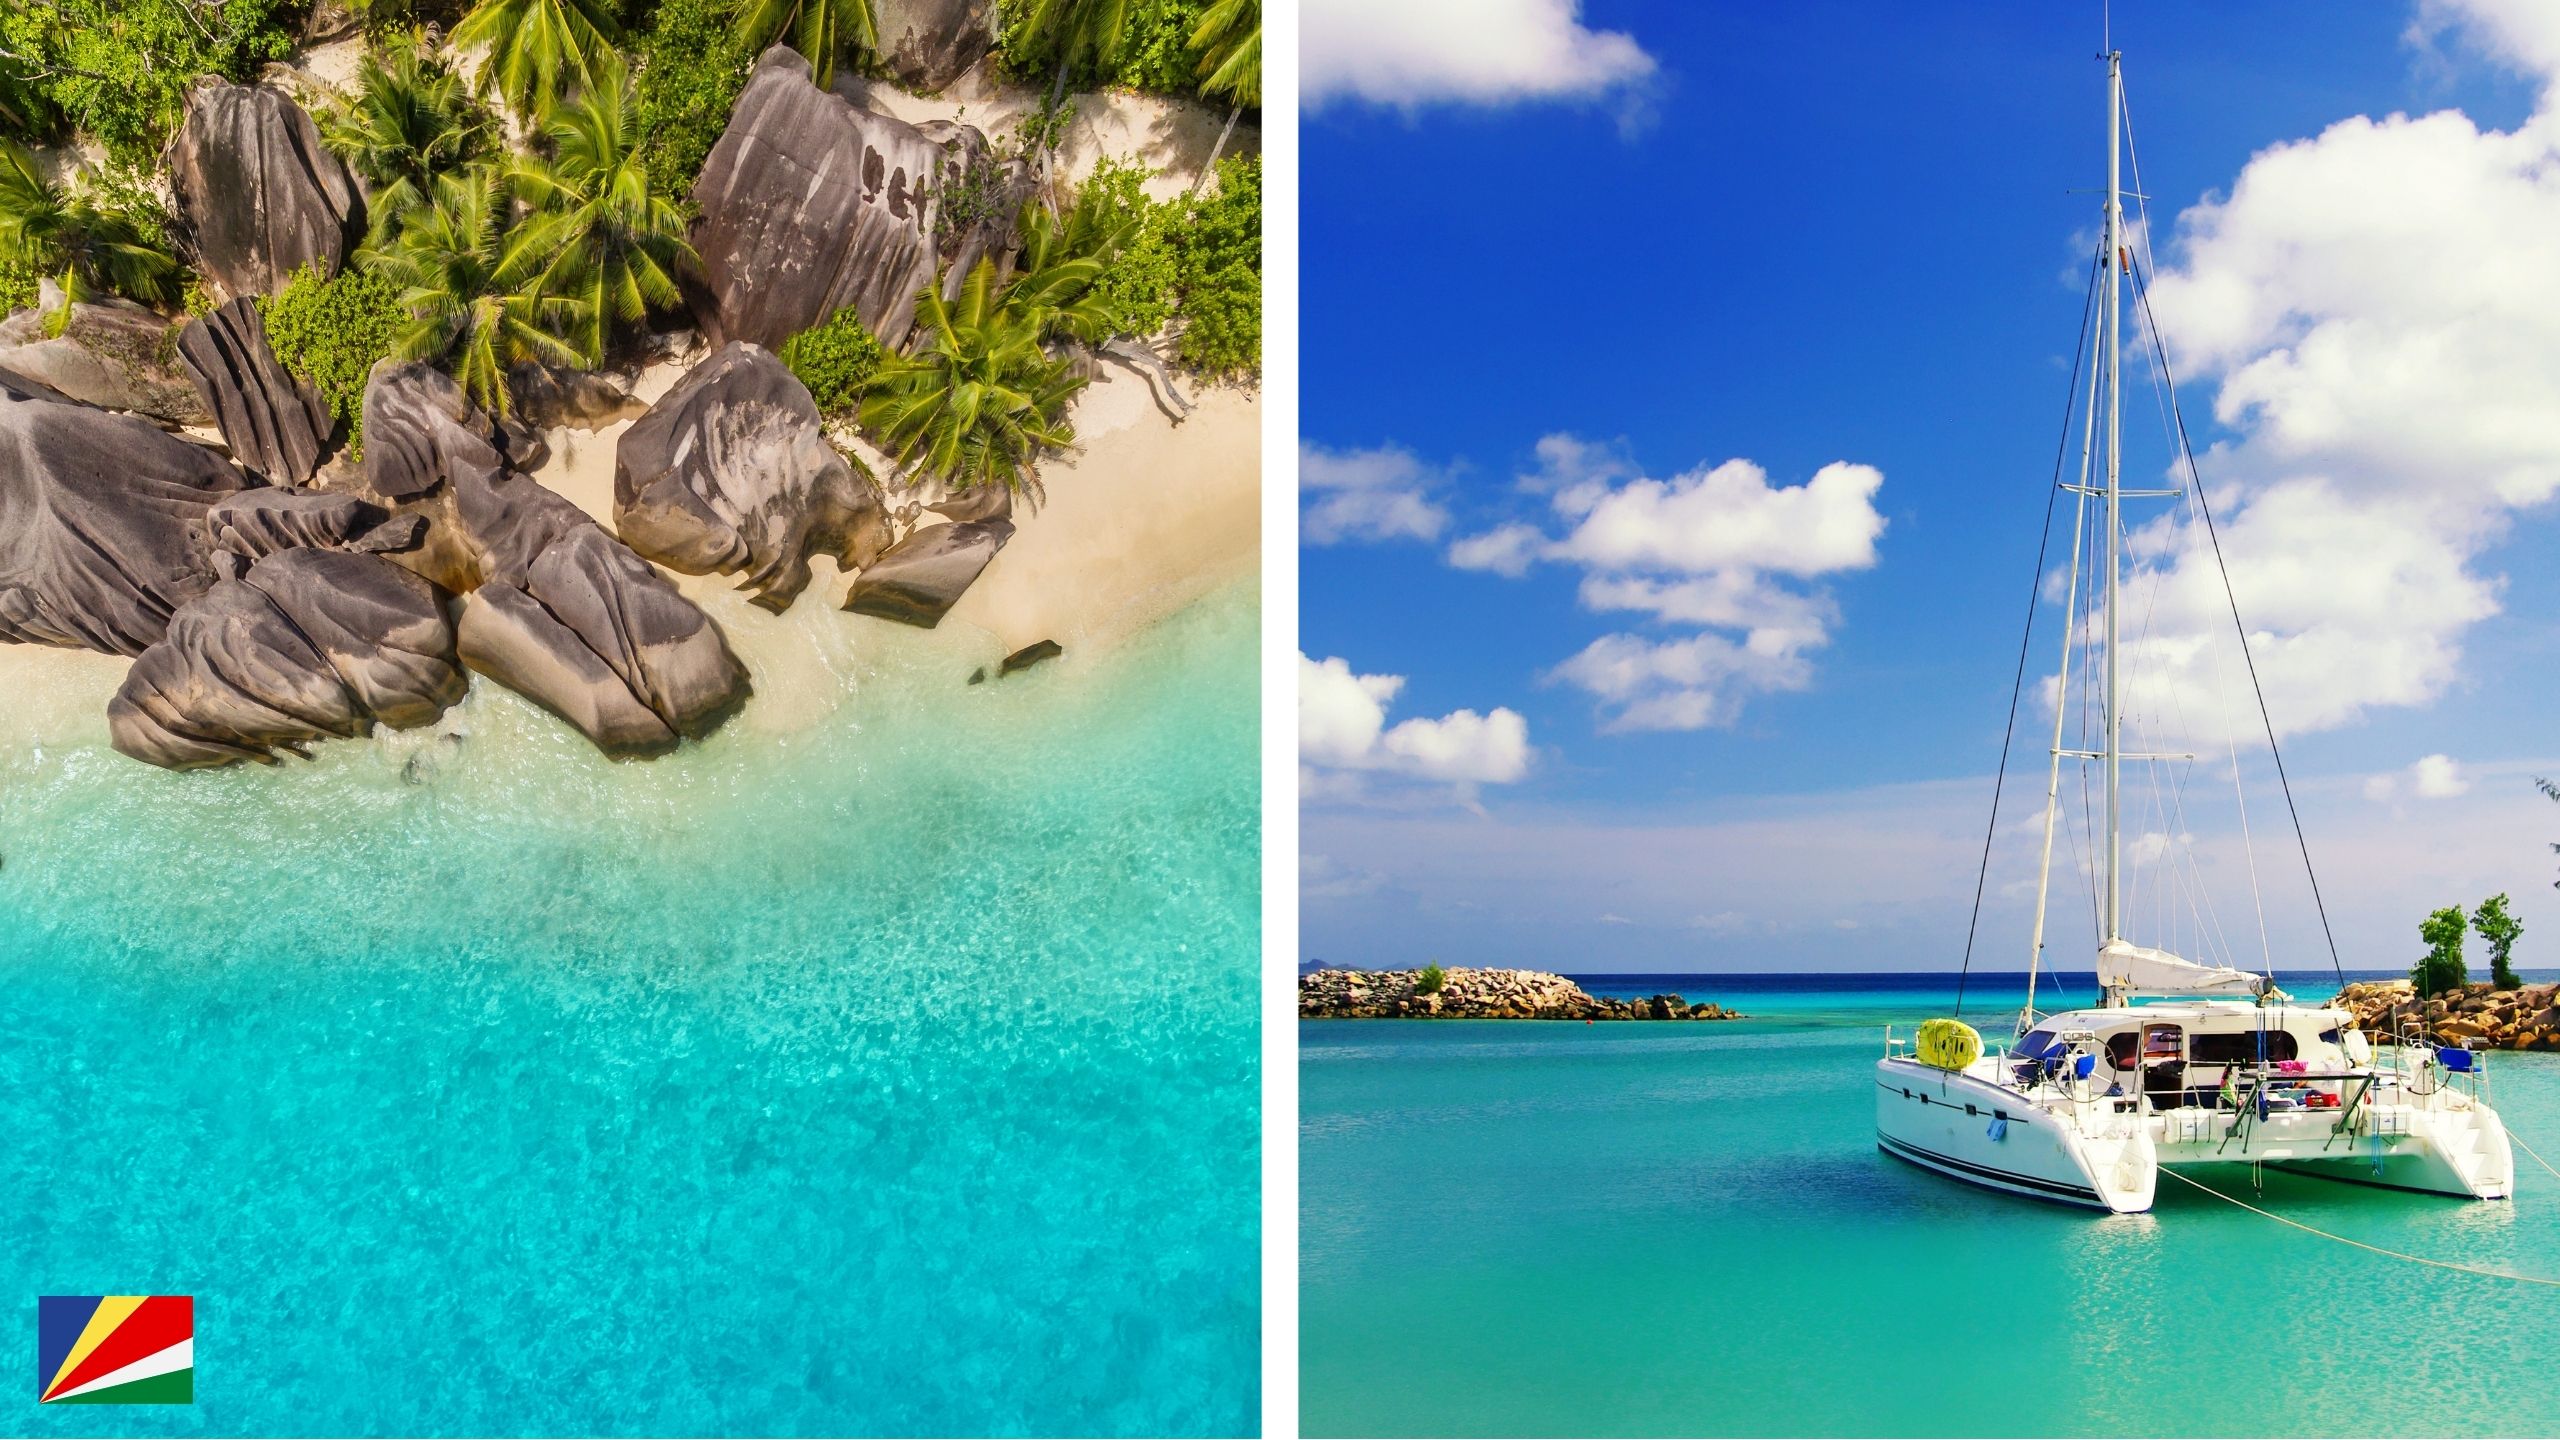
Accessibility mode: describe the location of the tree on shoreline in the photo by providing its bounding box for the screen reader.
[0,139,179,323]
[733,0,878,89]
[2416,904,2470,997]
[2475,893,2523,991]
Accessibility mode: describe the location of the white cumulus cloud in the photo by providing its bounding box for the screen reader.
[2130,3,2560,740]
[2366,753,2472,801]
[1301,441,1452,545]
[1451,437,1887,732]
[1300,653,1533,798]
[1303,0,1655,110]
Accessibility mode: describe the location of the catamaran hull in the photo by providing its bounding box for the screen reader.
[1875,1057,2155,1212]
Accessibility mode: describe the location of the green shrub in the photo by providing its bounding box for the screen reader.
[1172,153,1257,376]
[777,306,884,416]
[0,0,300,164]
[0,254,40,315]
[1416,963,1446,996]
[1077,158,1178,337]
[996,0,1204,97]
[258,265,406,456]
[633,0,758,201]
[2414,904,2470,998]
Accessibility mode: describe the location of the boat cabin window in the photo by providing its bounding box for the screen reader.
[2189,1030,2299,1065]
[2104,1025,2183,1070]
[2016,1029,2059,1059]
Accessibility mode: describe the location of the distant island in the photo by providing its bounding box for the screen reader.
[1299,967,1741,1021]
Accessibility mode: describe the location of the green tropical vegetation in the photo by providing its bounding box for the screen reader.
[322,40,495,247]
[733,0,876,89]
[1173,152,1258,376]
[632,0,758,198]
[778,305,885,415]
[1417,963,1447,996]
[0,139,182,325]
[5,0,1257,496]
[2416,904,2470,997]
[371,168,585,413]
[2475,893,2524,991]
[450,0,622,115]
[0,0,299,162]
[258,265,407,453]
[509,51,695,364]
[861,258,1083,492]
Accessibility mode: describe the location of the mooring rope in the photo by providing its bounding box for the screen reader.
[2508,1124,2560,1187]
[2155,1166,2560,1288]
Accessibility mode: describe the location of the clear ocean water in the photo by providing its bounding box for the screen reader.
[1303,970,2560,1437]
[1,582,1259,1437]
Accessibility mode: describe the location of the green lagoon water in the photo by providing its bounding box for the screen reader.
[1302,973,2560,1437]
[1,582,1259,1437]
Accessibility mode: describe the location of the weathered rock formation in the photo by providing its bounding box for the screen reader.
[201,487,422,562]
[0,376,248,655]
[169,81,363,302]
[108,547,465,769]
[352,362,751,758]
[874,0,996,92]
[505,361,648,431]
[843,516,1010,627]
[1299,968,1743,1021]
[2331,979,2560,1052]
[693,46,963,348]
[613,341,889,612]
[178,297,333,483]
[0,290,213,426]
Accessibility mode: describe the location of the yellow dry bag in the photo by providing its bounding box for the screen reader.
[1916,1018,1982,1071]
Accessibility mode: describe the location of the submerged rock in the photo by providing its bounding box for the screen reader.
[842,517,1011,628]
[998,638,1061,676]
[613,341,889,612]
[0,291,212,426]
[108,547,465,769]
[692,46,961,348]
[170,81,363,302]
[178,297,333,483]
[0,378,249,655]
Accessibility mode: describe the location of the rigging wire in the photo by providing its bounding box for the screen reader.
[2122,96,2346,989]
[1954,251,2104,1019]
[2122,256,2347,990]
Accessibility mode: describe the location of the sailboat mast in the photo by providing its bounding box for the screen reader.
[2102,49,2125,946]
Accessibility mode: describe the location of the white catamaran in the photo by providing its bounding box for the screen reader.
[1873,49,2513,1214]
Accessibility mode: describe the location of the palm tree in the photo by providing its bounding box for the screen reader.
[324,40,493,248]
[861,259,1083,493]
[733,0,877,89]
[1186,0,1257,197]
[0,139,179,324]
[1005,196,1128,344]
[372,167,585,414]
[509,52,694,365]
[450,0,620,117]
[1020,0,1133,107]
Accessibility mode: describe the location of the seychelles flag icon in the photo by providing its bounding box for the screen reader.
[36,1296,193,1404]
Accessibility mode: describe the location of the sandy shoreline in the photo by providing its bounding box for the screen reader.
[0,361,1257,756]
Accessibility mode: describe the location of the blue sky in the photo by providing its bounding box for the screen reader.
[1298,0,2560,972]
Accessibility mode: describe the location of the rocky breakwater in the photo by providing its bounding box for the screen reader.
[2331,979,2560,1052]
[1299,968,1741,1021]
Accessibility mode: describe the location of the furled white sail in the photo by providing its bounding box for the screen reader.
[2095,940,2277,998]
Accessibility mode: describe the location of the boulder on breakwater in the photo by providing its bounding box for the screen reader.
[2330,979,2560,1052]
[1299,967,1741,1021]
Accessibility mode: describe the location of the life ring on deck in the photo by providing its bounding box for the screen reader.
[1916,1018,1982,1071]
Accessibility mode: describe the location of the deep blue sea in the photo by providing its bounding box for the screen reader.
[1303,969,2560,1437]
[0,584,1259,1437]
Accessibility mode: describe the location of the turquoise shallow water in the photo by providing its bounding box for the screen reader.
[1,583,1258,1437]
[1303,972,2560,1437]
